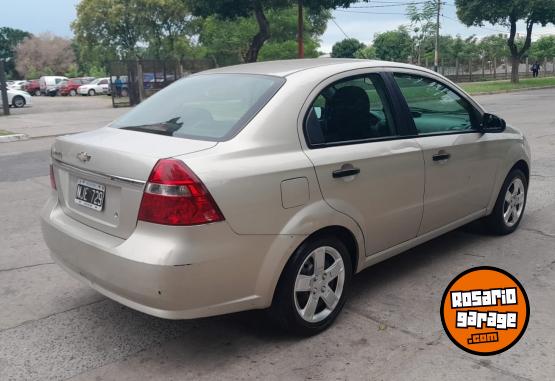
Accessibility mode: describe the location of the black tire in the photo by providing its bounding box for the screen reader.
[69,89,77,96]
[271,235,353,336]
[12,95,25,108]
[485,169,527,235]
[88,89,96,96]
[34,90,41,96]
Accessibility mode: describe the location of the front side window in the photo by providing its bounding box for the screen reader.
[111,74,284,141]
[305,74,396,146]
[393,73,479,135]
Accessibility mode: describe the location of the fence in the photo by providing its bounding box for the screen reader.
[412,56,555,82]
[107,59,215,108]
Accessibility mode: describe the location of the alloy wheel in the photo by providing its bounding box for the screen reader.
[294,246,345,323]
[503,178,525,227]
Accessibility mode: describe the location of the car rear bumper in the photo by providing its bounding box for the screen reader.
[41,195,302,319]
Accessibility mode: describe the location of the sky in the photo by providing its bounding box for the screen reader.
[1,0,555,54]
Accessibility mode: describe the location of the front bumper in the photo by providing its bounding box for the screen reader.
[41,196,302,319]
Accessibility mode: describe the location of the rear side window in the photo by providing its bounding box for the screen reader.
[111,74,285,141]
[305,74,396,146]
[393,73,479,134]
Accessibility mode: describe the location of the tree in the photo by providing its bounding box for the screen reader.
[373,27,412,62]
[354,45,376,59]
[72,0,146,59]
[530,35,555,62]
[137,0,200,60]
[406,0,436,65]
[15,33,76,77]
[331,38,365,58]
[456,0,555,82]
[199,6,330,65]
[479,34,510,61]
[0,27,31,78]
[190,0,359,62]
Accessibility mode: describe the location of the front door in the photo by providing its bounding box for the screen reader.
[302,72,425,255]
[391,72,500,234]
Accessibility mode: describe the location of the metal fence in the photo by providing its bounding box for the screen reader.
[107,59,215,107]
[412,56,555,82]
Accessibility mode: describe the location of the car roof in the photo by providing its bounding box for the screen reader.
[200,58,436,77]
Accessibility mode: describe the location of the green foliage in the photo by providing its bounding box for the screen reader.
[200,6,331,65]
[406,0,437,63]
[65,64,80,78]
[530,35,555,61]
[355,46,377,59]
[331,38,365,58]
[455,0,555,81]
[373,27,412,62]
[190,0,358,62]
[0,27,31,78]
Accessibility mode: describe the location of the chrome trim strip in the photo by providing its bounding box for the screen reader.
[52,159,146,186]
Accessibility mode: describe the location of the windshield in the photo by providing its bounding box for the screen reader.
[111,73,285,141]
[89,79,100,85]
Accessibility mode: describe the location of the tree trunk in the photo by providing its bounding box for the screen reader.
[244,1,270,63]
[511,55,520,83]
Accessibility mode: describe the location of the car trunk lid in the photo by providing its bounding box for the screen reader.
[51,127,217,239]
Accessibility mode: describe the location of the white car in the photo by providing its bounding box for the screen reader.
[7,80,28,91]
[78,78,110,96]
[0,89,32,108]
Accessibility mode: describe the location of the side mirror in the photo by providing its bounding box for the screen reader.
[481,113,506,133]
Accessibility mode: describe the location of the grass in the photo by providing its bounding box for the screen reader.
[460,76,555,95]
[0,129,16,136]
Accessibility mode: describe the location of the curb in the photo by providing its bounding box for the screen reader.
[0,133,29,143]
[468,85,555,96]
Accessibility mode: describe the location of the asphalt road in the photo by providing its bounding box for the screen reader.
[1,90,555,380]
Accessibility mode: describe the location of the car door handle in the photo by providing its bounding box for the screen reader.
[432,152,451,162]
[332,167,360,178]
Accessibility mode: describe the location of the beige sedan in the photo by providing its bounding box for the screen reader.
[42,59,530,335]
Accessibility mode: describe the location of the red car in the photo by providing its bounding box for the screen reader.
[25,80,41,96]
[59,78,93,96]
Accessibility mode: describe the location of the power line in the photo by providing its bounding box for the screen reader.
[441,14,507,34]
[331,18,350,39]
[335,9,407,15]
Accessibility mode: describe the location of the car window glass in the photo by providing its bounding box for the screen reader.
[111,74,284,141]
[393,73,478,134]
[305,74,396,146]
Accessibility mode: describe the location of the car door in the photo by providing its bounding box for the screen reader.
[390,71,499,235]
[301,71,425,256]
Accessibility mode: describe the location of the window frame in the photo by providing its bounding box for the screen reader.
[385,70,485,138]
[302,70,411,149]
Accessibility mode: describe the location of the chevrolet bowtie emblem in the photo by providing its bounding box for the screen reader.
[77,152,91,162]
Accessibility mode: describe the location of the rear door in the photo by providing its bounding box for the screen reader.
[301,71,425,256]
[390,71,500,234]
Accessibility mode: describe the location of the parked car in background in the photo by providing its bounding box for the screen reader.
[59,78,94,96]
[107,75,129,97]
[25,80,41,96]
[42,59,530,335]
[8,80,28,91]
[78,77,109,96]
[40,76,68,96]
[0,89,32,108]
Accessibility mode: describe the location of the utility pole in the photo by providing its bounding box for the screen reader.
[434,0,440,72]
[297,0,304,58]
[0,60,10,116]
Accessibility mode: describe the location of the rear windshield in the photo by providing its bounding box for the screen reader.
[111,73,285,141]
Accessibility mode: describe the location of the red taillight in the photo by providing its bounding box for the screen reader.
[138,159,224,226]
[49,164,57,190]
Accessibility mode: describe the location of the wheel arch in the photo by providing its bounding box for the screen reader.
[510,160,530,185]
[268,224,360,307]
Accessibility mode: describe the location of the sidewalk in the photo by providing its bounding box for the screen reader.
[0,96,127,139]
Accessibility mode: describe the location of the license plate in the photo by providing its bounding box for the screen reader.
[75,179,105,211]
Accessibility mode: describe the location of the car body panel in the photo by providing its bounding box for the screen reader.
[41,59,531,320]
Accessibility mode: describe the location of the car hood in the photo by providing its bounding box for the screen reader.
[8,89,30,97]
